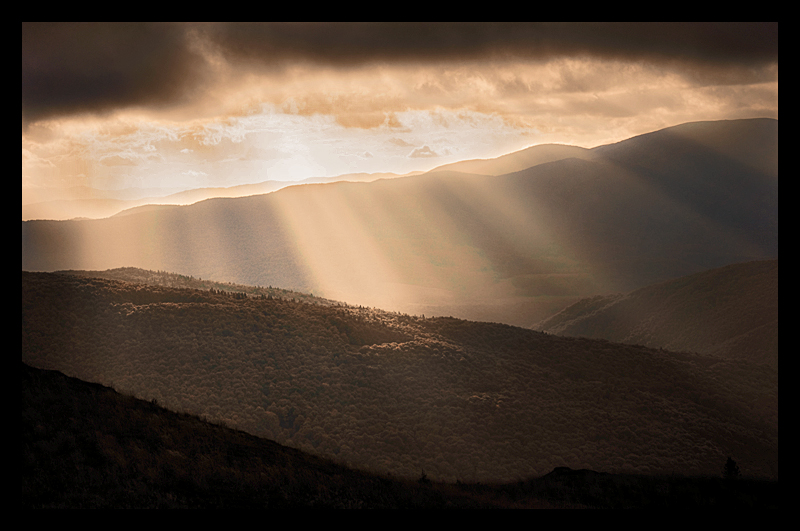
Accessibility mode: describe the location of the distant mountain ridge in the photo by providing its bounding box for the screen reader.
[428,143,592,176]
[22,171,420,221]
[534,260,778,369]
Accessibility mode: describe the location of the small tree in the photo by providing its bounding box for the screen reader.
[418,469,431,485]
[723,457,741,479]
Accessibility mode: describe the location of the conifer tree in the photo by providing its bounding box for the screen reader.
[723,457,740,479]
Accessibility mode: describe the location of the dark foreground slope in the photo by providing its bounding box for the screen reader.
[22,272,778,482]
[22,119,778,327]
[534,260,778,370]
[22,363,778,508]
[21,362,513,508]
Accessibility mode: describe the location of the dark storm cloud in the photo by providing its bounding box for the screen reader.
[205,22,777,68]
[22,22,207,126]
[22,22,777,126]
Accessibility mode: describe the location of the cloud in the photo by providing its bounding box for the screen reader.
[409,145,439,158]
[99,155,139,166]
[389,137,413,147]
[21,23,779,194]
[22,147,55,166]
[22,23,777,127]
[22,23,209,127]
[204,22,778,70]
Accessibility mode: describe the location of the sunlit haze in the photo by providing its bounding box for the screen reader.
[23,23,777,198]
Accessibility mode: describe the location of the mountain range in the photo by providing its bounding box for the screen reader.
[22,118,778,327]
[20,143,597,222]
[22,171,420,222]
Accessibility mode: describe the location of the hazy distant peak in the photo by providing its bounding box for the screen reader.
[428,144,592,176]
[589,118,778,176]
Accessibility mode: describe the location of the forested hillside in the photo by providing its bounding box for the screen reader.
[22,271,778,481]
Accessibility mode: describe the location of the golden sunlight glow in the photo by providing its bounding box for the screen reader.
[267,169,601,320]
[22,51,778,207]
[272,182,404,307]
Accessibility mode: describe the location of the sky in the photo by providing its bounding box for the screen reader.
[22,22,778,196]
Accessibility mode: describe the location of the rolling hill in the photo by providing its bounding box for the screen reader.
[534,260,778,369]
[22,271,779,482]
